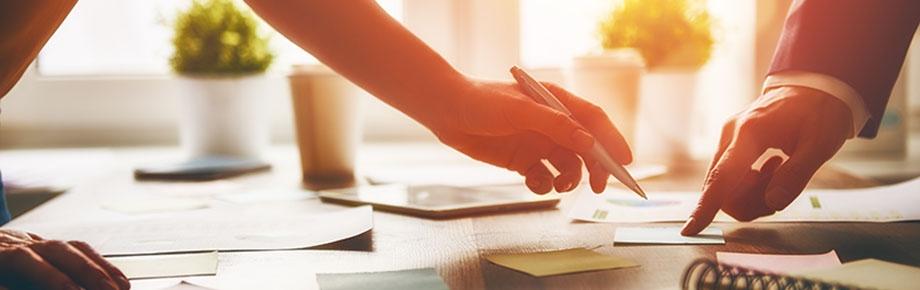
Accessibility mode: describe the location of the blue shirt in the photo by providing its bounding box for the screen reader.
[0,172,10,225]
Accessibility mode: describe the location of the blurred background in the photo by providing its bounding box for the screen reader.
[1,0,918,184]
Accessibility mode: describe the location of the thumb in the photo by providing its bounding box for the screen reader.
[504,98,596,154]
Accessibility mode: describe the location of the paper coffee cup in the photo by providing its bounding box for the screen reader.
[288,64,365,189]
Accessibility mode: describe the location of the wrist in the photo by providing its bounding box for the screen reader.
[762,86,855,138]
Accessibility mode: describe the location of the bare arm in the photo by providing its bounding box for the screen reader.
[244,0,463,128]
[246,0,634,194]
[0,0,77,98]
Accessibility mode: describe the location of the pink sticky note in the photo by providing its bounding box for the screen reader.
[716,250,842,274]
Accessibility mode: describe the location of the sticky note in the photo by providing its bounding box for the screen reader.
[614,227,724,245]
[316,268,448,290]
[107,252,218,279]
[717,250,840,274]
[795,259,920,290]
[484,248,639,277]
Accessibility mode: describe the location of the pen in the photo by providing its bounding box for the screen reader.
[509,66,647,199]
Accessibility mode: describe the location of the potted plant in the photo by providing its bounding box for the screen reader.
[171,0,275,160]
[598,0,714,164]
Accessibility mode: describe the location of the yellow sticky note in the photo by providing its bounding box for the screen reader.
[485,248,639,277]
[795,259,920,290]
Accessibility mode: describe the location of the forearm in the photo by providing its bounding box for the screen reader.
[245,0,467,128]
[0,0,76,99]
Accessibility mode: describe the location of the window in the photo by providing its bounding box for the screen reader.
[37,0,404,76]
[520,0,758,155]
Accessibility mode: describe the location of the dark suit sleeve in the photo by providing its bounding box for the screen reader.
[768,0,920,138]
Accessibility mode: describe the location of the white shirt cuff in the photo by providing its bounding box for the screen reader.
[763,71,869,138]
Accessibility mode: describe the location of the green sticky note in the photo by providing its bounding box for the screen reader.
[485,248,639,277]
[316,268,448,290]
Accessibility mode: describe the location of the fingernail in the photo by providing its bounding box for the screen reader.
[118,276,131,289]
[571,129,595,152]
[680,218,695,236]
[765,188,793,211]
[100,280,119,290]
[565,181,576,192]
[527,179,543,192]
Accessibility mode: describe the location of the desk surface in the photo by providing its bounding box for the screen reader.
[5,143,920,290]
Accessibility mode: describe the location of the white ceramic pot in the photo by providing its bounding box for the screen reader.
[566,50,645,145]
[635,69,699,165]
[288,64,366,189]
[177,75,271,160]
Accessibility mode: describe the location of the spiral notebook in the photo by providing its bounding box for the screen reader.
[682,258,920,290]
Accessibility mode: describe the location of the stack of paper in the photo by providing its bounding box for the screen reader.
[108,252,219,280]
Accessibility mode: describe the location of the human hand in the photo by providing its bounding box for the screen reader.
[426,79,632,194]
[0,229,129,290]
[681,86,852,236]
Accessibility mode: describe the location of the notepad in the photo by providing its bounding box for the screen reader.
[316,268,448,290]
[717,250,841,274]
[107,252,218,279]
[484,248,639,277]
[614,227,724,245]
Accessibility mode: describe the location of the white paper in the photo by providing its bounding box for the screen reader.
[614,227,724,245]
[108,252,218,279]
[216,189,315,204]
[18,206,373,255]
[102,198,209,214]
[367,164,666,188]
[565,177,920,223]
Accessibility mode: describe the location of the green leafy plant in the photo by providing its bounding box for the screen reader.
[599,0,714,69]
[170,0,274,75]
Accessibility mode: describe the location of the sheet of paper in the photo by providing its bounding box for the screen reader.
[614,227,724,245]
[108,252,218,279]
[18,206,373,255]
[316,268,448,290]
[565,176,920,223]
[367,164,666,188]
[158,281,216,290]
[216,189,315,204]
[794,259,920,290]
[102,198,209,214]
[716,250,841,274]
[484,248,639,276]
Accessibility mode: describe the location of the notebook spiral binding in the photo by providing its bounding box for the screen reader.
[681,258,856,290]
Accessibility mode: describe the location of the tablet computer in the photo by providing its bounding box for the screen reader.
[318,185,559,219]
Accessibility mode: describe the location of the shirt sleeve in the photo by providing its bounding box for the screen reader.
[0,172,10,225]
[763,71,869,138]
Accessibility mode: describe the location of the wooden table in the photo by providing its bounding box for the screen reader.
[5,143,919,290]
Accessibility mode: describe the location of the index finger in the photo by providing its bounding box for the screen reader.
[681,140,764,236]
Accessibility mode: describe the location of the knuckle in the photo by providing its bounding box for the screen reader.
[550,112,573,130]
[735,117,763,134]
[7,247,36,263]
